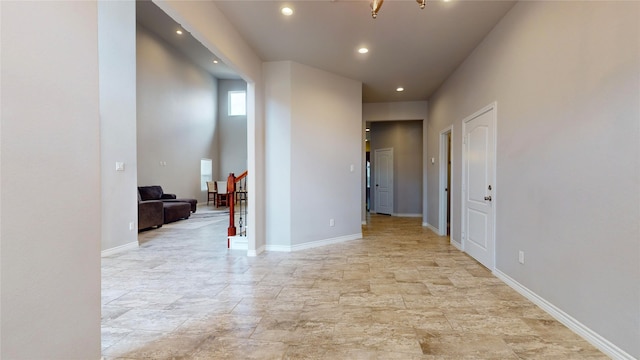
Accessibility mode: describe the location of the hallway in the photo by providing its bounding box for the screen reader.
[101,213,606,359]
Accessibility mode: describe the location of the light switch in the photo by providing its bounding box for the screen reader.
[431,157,435,164]
[350,164,355,172]
[115,162,125,171]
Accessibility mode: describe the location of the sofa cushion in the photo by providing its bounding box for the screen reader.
[138,185,164,201]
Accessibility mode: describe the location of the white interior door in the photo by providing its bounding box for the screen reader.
[462,104,496,269]
[374,148,393,215]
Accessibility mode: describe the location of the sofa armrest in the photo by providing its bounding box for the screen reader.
[161,193,176,199]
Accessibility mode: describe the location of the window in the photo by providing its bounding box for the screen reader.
[228,90,246,116]
[201,159,212,191]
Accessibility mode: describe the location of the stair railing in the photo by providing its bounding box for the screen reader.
[227,171,248,247]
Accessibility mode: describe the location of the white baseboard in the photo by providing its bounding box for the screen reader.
[450,239,463,251]
[101,241,138,257]
[393,213,422,218]
[423,222,439,234]
[266,233,362,252]
[248,244,265,257]
[493,269,635,360]
[228,236,248,251]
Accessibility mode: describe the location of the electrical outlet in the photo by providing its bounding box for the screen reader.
[129,222,135,231]
[329,219,335,227]
[518,251,525,264]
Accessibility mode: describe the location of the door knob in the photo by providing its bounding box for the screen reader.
[484,196,492,201]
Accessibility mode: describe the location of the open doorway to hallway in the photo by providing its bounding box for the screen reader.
[439,126,452,236]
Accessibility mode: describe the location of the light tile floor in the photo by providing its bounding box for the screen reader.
[102,211,608,359]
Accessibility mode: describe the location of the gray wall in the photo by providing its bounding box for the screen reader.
[217,79,248,178]
[265,61,363,249]
[100,1,138,251]
[370,121,423,216]
[1,2,101,358]
[136,25,218,203]
[427,1,639,357]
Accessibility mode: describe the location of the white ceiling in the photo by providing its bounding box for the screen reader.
[138,0,517,103]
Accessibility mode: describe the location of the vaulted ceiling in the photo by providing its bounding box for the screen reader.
[138,0,517,103]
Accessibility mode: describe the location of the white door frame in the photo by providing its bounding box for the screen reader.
[373,147,394,215]
[438,126,453,236]
[461,102,497,270]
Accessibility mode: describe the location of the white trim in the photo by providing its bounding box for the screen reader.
[438,125,453,237]
[493,269,635,360]
[393,213,422,218]
[228,235,248,251]
[361,220,367,225]
[266,233,362,252]
[101,241,138,257]
[423,222,439,234]
[450,238,463,251]
[248,244,265,257]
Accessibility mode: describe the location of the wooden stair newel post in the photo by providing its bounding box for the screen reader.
[227,173,236,245]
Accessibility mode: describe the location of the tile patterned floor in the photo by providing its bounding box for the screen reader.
[101,211,608,359]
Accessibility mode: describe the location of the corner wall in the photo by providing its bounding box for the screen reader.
[99,1,138,252]
[264,61,362,249]
[1,2,101,358]
[427,2,639,357]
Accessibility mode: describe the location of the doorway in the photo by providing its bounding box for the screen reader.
[462,103,496,270]
[439,127,453,236]
[374,148,394,215]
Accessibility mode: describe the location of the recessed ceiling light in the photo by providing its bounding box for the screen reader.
[176,29,183,35]
[366,128,370,132]
[213,60,219,64]
[358,47,369,54]
[396,87,404,92]
[281,7,293,16]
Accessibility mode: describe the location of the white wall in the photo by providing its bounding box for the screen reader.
[218,79,248,178]
[0,2,101,358]
[136,25,218,203]
[155,0,265,253]
[99,1,138,251]
[427,2,639,357]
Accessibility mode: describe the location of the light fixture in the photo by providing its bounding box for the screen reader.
[281,7,293,16]
[358,47,369,54]
[176,29,183,35]
[371,0,426,19]
[366,128,371,132]
[213,60,219,64]
[396,87,404,92]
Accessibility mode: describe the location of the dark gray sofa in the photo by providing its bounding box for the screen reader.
[138,185,197,213]
[137,197,164,230]
[137,186,197,231]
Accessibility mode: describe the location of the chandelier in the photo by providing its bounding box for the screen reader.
[370,0,426,19]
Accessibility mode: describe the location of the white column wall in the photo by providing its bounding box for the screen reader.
[99,0,138,252]
[290,62,362,247]
[0,2,101,358]
[264,62,292,249]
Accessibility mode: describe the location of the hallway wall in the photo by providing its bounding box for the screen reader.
[427,1,640,357]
